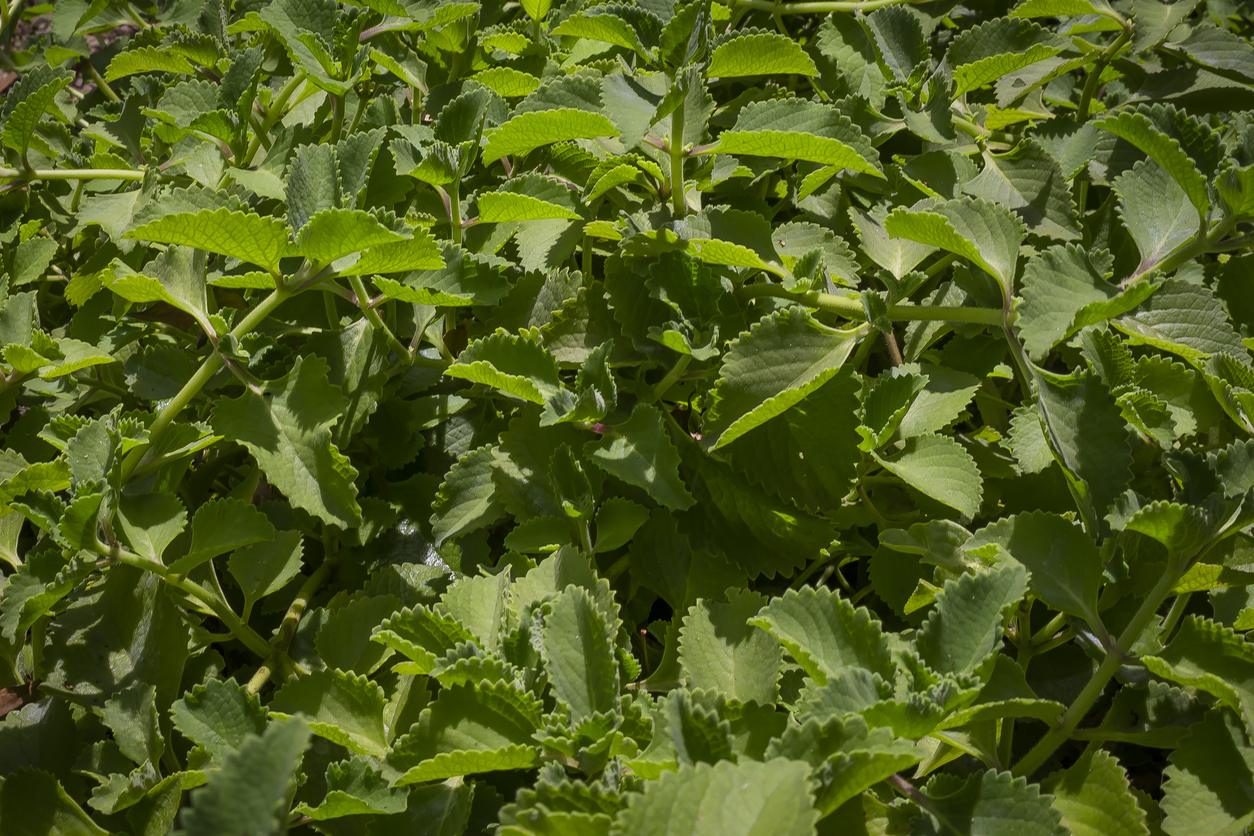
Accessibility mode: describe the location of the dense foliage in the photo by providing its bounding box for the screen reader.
[4,0,1254,832]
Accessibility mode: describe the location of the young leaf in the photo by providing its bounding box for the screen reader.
[212,356,362,528]
[541,585,620,721]
[703,306,865,449]
[915,562,1029,679]
[750,586,895,685]
[680,590,782,705]
[707,31,819,78]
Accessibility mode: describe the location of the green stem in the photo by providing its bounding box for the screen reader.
[1031,611,1069,647]
[0,167,145,182]
[29,615,46,680]
[1012,562,1180,778]
[670,102,686,218]
[448,183,462,245]
[241,72,307,168]
[1160,592,1191,641]
[349,274,411,364]
[119,286,292,483]
[651,355,692,403]
[84,62,121,102]
[735,283,1005,325]
[105,545,274,660]
[1077,29,1131,122]
[247,540,343,695]
[733,0,929,12]
[328,94,345,143]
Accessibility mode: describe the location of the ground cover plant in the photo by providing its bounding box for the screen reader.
[4,0,1254,832]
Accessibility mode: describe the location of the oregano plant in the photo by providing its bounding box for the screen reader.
[2,0,1254,832]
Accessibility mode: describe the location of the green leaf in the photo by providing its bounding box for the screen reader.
[125,209,292,274]
[707,31,819,78]
[101,684,163,765]
[703,306,865,449]
[1115,279,1251,364]
[1143,616,1254,736]
[541,585,620,721]
[478,174,582,222]
[1111,160,1197,281]
[1012,0,1112,18]
[885,197,1025,296]
[709,99,882,177]
[1,67,73,157]
[212,356,361,528]
[445,329,564,406]
[586,403,694,510]
[1018,245,1156,360]
[483,110,621,161]
[873,433,985,520]
[316,594,399,675]
[551,7,660,57]
[680,590,782,704]
[964,511,1102,623]
[722,367,862,514]
[388,681,542,784]
[176,717,310,836]
[1032,366,1133,534]
[168,497,274,574]
[866,6,929,86]
[1096,109,1210,218]
[1161,709,1254,836]
[750,586,895,685]
[334,230,445,275]
[269,668,388,757]
[946,18,1065,96]
[913,769,1069,836]
[170,678,268,762]
[915,562,1028,679]
[610,758,819,836]
[372,605,479,674]
[963,140,1080,240]
[431,445,508,546]
[296,209,406,264]
[294,756,408,819]
[227,530,304,615]
[105,47,196,81]
[1041,748,1150,836]
[0,769,110,836]
[116,493,187,564]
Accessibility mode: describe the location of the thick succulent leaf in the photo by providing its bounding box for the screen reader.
[679,590,781,705]
[1096,109,1210,218]
[175,717,310,836]
[1161,709,1254,836]
[963,140,1079,239]
[964,511,1102,622]
[873,433,984,520]
[170,679,268,762]
[885,197,1025,295]
[610,758,819,836]
[212,356,361,528]
[1112,160,1198,281]
[913,769,1069,836]
[483,110,620,161]
[586,403,694,510]
[749,586,895,684]
[946,18,1066,96]
[708,31,818,77]
[866,6,929,85]
[915,562,1029,679]
[372,605,479,673]
[1143,616,1254,735]
[709,98,881,177]
[1114,279,1251,364]
[1032,366,1133,534]
[541,585,619,721]
[0,769,109,836]
[703,306,865,449]
[1017,245,1156,359]
[1041,748,1150,836]
[445,329,563,406]
[388,681,542,784]
[294,756,407,819]
[125,209,292,274]
[269,669,388,757]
